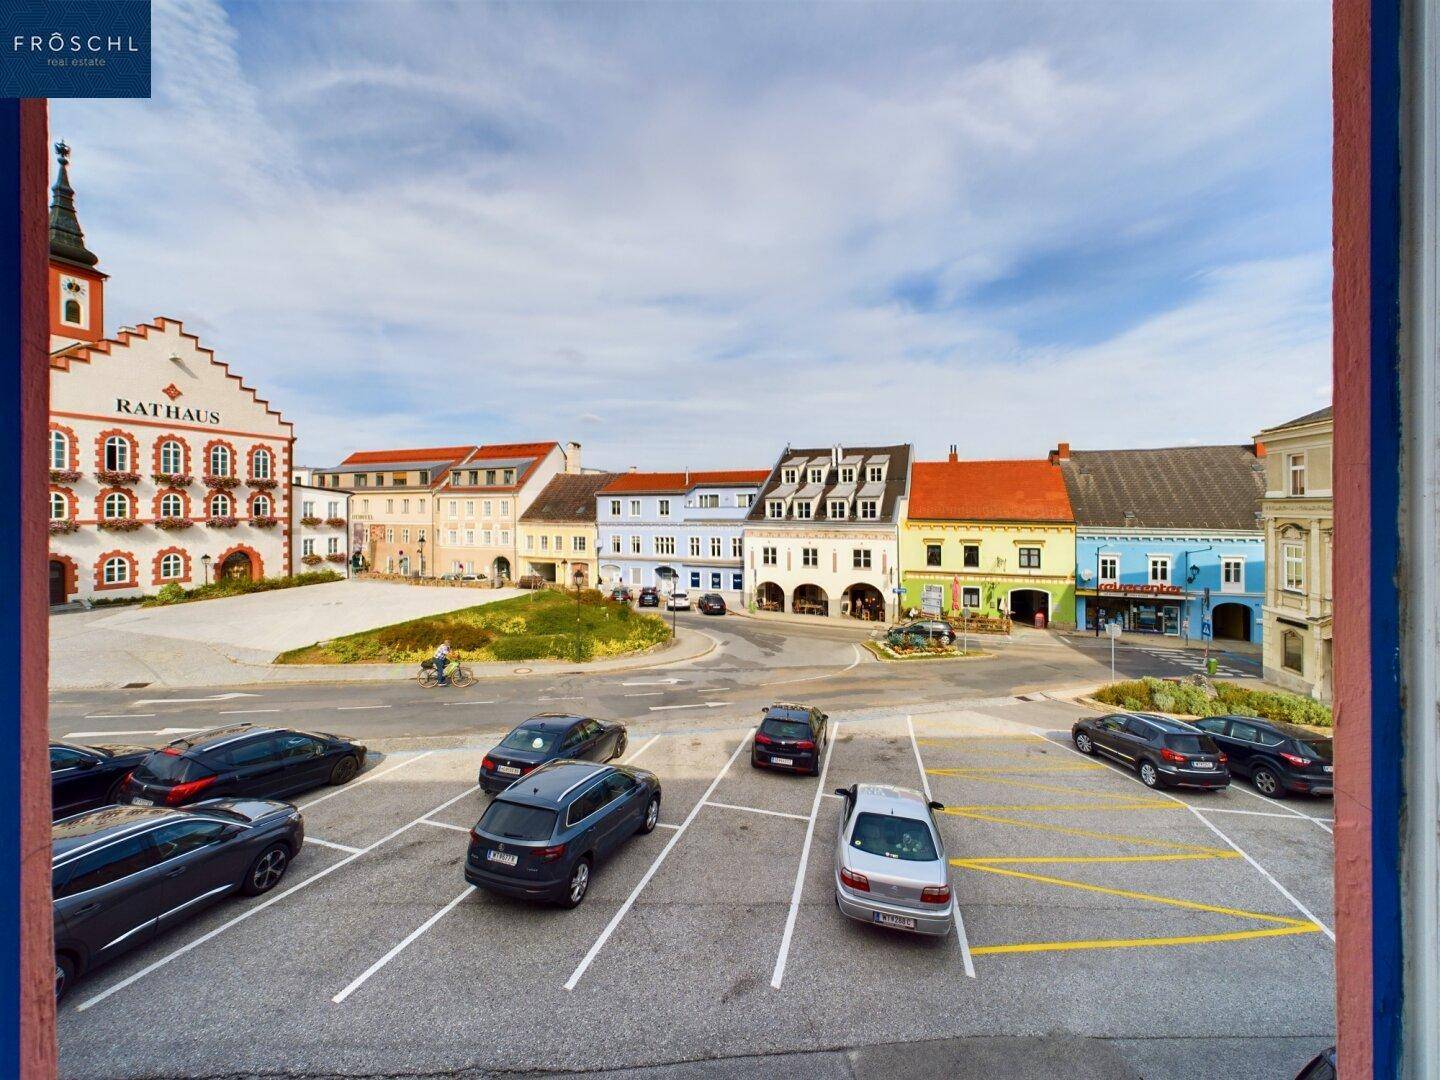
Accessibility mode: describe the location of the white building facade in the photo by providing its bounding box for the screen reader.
[292,483,352,577]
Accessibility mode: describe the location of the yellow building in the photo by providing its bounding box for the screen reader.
[900,454,1076,627]
[516,472,615,588]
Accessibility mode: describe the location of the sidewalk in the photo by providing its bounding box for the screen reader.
[1053,627,1262,658]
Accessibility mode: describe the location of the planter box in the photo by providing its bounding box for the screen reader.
[204,475,241,490]
[50,469,81,484]
[95,470,140,486]
[48,520,79,535]
[155,517,194,531]
[151,473,193,487]
[97,518,143,532]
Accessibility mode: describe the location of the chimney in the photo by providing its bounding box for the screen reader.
[947,444,958,464]
[1049,442,1071,464]
[564,441,582,473]
[628,465,637,473]
[1253,439,1267,458]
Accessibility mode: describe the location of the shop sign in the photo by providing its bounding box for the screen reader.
[115,397,220,425]
[921,584,943,615]
[1098,582,1182,596]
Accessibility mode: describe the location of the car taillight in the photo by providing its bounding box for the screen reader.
[1218,753,1228,764]
[482,757,496,771]
[119,770,133,791]
[921,884,951,904]
[470,828,483,844]
[160,747,183,757]
[795,740,815,751]
[163,775,216,805]
[754,732,772,746]
[1279,751,1309,768]
[840,867,869,892]
[535,844,566,862]
[1160,746,1187,764]
[519,763,536,774]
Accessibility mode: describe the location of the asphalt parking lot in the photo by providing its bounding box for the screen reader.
[57,698,1335,1080]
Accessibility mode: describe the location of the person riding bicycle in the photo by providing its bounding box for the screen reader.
[434,640,452,686]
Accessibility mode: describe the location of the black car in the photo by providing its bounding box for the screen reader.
[121,725,367,808]
[637,586,660,608]
[894,619,956,645]
[53,800,304,999]
[51,741,151,820]
[1072,712,1230,790]
[465,759,660,907]
[1191,715,1333,797]
[1294,1047,1336,1080]
[479,715,628,794]
[697,593,727,615]
[752,703,830,776]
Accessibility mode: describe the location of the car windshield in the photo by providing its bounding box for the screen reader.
[477,800,558,841]
[133,751,213,784]
[499,728,559,753]
[760,719,811,740]
[849,812,939,862]
[1298,738,1334,762]
[1165,734,1214,755]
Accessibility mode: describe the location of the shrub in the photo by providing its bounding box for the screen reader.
[152,583,186,605]
[575,588,606,606]
[1094,677,1331,726]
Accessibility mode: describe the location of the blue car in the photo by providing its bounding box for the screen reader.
[478,715,627,794]
[465,760,661,907]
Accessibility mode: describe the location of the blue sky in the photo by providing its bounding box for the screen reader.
[53,0,1332,469]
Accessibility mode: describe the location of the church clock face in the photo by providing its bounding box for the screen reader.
[59,276,88,327]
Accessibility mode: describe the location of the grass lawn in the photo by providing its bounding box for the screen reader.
[276,589,670,665]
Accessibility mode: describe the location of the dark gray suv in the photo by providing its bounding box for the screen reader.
[465,760,661,907]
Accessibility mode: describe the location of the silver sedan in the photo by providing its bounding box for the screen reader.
[832,783,953,936]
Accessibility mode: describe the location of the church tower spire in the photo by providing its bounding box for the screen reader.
[49,141,99,268]
[47,141,107,349]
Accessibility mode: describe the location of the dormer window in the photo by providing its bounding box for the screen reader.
[782,469,798,485]
[767,499,785,519]
[828,499,847,519]
[867,465,884,483]
[418,470,430,484]
[795,501,813,520]
[839,467,855,484]
[504,469,515,484]
[486,470,497,484]
[808,467,824,484]
[859,499,879,520]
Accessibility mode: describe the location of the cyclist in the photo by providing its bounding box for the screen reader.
[433,640,452,686]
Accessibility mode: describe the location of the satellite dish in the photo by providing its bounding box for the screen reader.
[1080,568,1094,582]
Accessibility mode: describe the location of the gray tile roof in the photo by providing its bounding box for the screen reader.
[746,444,911,525]
[518,472,617,524]
[1059,445,1265,531]
[1261,405,1333,433]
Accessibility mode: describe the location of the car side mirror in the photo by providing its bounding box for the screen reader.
[928,800,945,811]
[834,787,852,800]
[820,713,829,721]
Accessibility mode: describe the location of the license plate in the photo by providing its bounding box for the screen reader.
[129,798,154,806]
[1323,765,1333,773]
[771,756,794,767]
[497,765,521,776]
[486,850,518,866]
[873,912,916,929]
[1193,761,1214,770]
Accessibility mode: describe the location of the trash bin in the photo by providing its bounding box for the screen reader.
[1034,612,1047,629]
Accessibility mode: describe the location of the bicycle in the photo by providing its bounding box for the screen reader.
[417,657,476,689]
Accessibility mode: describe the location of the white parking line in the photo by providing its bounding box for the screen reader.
[705,800,809,823]
[770,720,841,989]
[332,885,477,1003]
[906,715,976,980]
[443,700,496,706]
[621,733,662,765]
[622,679,681,686]
[624,692,664,698]
[295,751,437,812]
[418,819,470,833]
[1193,806,1327,821]
[565,728,754,991]
[762,643,863,688]
[77,782,481,1011]
[1229,779,1335,834]
[83,713,156,720]
[654,822,680,831]
[219,709,281,716]
[336,705,391,711]
[696,687,733,694]
[648,702,728,712]
[307,837,363,854]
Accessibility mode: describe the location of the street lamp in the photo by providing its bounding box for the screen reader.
[201,553,211,586]
[417,534,426,578]
[397,549,405,577]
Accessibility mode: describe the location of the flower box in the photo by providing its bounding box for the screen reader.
[98,518,144,532]
[204,475,241,490]
[155,517,194,531]
[250,516,279,528]
[324,517,347,528]
[301,553,324,566]
[48,520,79,535]
[96,469,140,486]
[49,469,81,484]
[325,552,348,564]
[248,478,278,490]
[152,473,194,487]
[206,516,239,529]
[299,516,322,527]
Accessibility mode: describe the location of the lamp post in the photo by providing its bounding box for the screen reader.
[201,553,211,586]
[398,549,405,577]
[418,534,426,578]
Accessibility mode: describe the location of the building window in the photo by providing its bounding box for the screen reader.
[1018,547,1041,569]
[386,499,394,514]
[610,535,621,553]
[808,467,824,483]
[1222,557,1245,590]
[655,536,675,556]
[839,467,855,484]
[829,500,847,519]
[159,553,183,581]
[658,499,671,517]
[503,470,515,484]
[49,491,67,520]
[736,493,754,508]
[689,536,701,557]
[553,535,563,552]
[103,492,131,519]
[207,444,232,477]
[63,298,82,324]
[690,571,701,588]
[609,499,621,516]
[802,547,818,568]
[1099,555,1118,582]
[1281,630,1304,674]
[795,501,813,520]
[630,535,641,555]
[574,536,586,552]
[925,543,942,567]
[302,539,315,557]
[252,448,272,480]
[448,502,459,519]
[731,572,743,590]
[158,440,183,475]
[698,494,719,509]
[252,494,272,517]
[762,546,777,566]
[782,469,798,485]
[859,500,878,520]
[963,544,980,569]
[102,556,131,586]
[328,537,340,555]
[1287,453,1307,496]
[1149,556,1171,584]
[104,435,131,472]
[302,500,315,518]
[209,493,232,517]
[867,465,883,482]
[498,501,508,516]
[962,586,981,609]
[401,499,410,514]
[401,528,410,543]
[710,572,722,589]
[449,530,459,545]
[710,537,722,558]
[386,528,394,543]
[540,535,548,551]
[731,537,742,559]
[629,568,641,585]
[629,499,641,517]
[482,500,492,517]
[485,470,497,485]
[159,492,184,518]
[767,500,785,519]
[854,548,872,569]
[1282,542,1305,592]
[356,475,369,488]
[526,535,536,552]
[49,430,68,470]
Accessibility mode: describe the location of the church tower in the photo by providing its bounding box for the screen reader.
[48,141,107,350]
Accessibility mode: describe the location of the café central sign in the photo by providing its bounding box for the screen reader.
[115,397,220,425]
[1097,581,1183,596]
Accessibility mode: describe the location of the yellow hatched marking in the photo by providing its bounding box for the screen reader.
[929,764,1106,775]
[970,924,1323,957]
[958,853,1240,866]
[944,808,1233,855]
[947,801,1177,813]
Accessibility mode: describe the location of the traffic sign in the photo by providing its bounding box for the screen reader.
[1106,621,1122,639]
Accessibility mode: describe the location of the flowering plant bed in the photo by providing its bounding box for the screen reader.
[248,478,278,490]
[1092,676,1333,727]
[98,518,144,532]
[96,469,140,486]
[142,570,341,607]
[299,516,322,527]
[204,475,241,490]
[863,639,991,662]
[152,472,194,487]
[50,469,81,484]
[325,552,348,564]
[250,516,279,528]
[206,516,239,529]
[301,553,324,566]
[324,517,347,528]
[155,517,194,531]
[48,520,79,535]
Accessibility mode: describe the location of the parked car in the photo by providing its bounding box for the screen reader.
[832,783,952,936]
[666,590,691,611]
[1071,712,1230,790]
[50,741,151,820]
[1191,715,1333,797]
[517,574,548,590]
[479,715,628,794]
[1294,1047,1336,1080]
[120,725,367,808]
[697,593,726,615]
[465,760,661,907]
[637,587,660,608]
[610,586,634,603]
[894,619,957,645]
[752,703,830,776]
[53,799,304,999]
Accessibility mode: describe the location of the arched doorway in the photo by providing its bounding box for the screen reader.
[492,556,511,582]
[49,559,69,605]
[756,581,784,611]
[842,582,886,621]
[220,550,254,581]
[601,563,621,587]
[792,583,829,616]
[1211,602,1253,642]
[1009,588,1050,627]
[398,556,410,577]
[655,566,677,595]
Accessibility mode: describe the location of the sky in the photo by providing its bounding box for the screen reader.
[52,0,1333,471]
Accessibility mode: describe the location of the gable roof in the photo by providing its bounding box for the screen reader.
[909,459,1072,523]
[1059,445,1265,531]
[1259,405,1333,435]
[745,445,911,525]
[519,473,617,523]
[470,441,560,461]
[339,445,476,467]
[598,469,770,495]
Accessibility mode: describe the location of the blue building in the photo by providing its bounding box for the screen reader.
[596,469,768,603]
[1056,443,1266,644]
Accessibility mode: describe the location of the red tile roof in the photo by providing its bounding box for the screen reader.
[598,469,770,495]
[909,459,1073,523]
[340,445,476,466]
[470,441,560,460]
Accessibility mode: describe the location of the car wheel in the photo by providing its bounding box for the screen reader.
[55,953,74,1002]
[1252,766,1283,798]
[560,857,592,908]
[1074,731,1094,755]
[1138,760,1160,788]
[105,776,125,804]
[639,794,660,834]
[243,843,290,896]
[613,733,628,761]
[329,754,360,785]
[941,635,954,646]
[750,753,763,769]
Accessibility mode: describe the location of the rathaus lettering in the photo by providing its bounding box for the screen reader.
[115,398,221,425]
